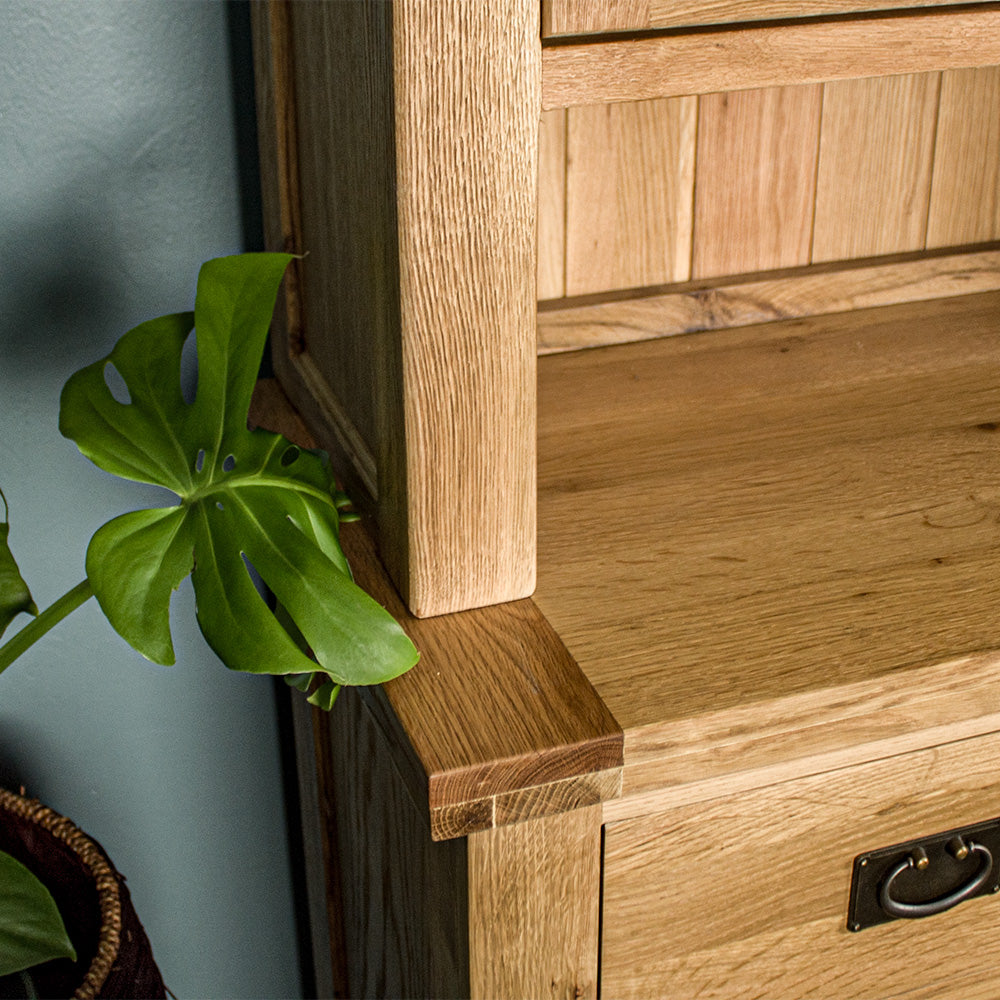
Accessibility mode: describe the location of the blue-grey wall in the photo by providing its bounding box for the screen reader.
[0,2,303,996]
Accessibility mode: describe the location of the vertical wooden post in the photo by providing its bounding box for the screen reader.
[467,806,603,1000]
[388,0,540,616]
[251,0,541,618]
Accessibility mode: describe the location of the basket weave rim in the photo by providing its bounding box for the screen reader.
[0,786,121,1000]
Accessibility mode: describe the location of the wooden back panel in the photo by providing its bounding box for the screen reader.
[538,64,1000,316]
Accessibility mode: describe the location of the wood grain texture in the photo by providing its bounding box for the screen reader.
[927,65,1000,248]
[534,292,1000,791]
[542,0,991,36]
[468,805,602,1000]
[542,8,1000,108]
[537,108,567,301]
[543,0,651,36]
[249,378,625,841]
[390,0,538,615]
[602,731,1000,998]
[812,73,940,262]
[253,0,540,617]
[537,248,1000,351]
[565,97,696,294]
[693,84,822,278]
[344,525,623,841]
[328,686,470,999]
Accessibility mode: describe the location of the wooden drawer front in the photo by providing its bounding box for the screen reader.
[601,733,1000,999]
[542,1,989,37]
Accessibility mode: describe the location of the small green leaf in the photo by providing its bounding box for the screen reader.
[0,850,77,976]
[0,492,38,639]
[59,254,418,694]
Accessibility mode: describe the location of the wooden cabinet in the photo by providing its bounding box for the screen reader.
[250,2,1000,997]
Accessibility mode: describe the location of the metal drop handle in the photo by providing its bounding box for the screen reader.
[879,841,994,919]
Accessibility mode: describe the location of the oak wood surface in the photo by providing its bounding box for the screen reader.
[537,108,567,301]
[542,7,1000,108]
[542,0,989,36]
[389,0,539,616]
[565,98,696,294]
[601,731,1000,998]
[812,73,940,262]
[927,65,1000,248]
[249,379,624,841]
[538,248,1000,351]
[468,805,602,1000]
[253,0,540,618]
[535,291,1000,798]
[329,686,469,999]
[693,84,822,278]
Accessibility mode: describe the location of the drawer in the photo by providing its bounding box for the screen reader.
[602,732,1000,999]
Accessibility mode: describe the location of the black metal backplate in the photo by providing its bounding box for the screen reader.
[848,816,1000,932]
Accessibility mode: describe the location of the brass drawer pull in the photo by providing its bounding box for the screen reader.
[879,841,994,920]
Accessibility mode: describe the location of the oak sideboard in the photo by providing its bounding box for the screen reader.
[249,2,1000,996]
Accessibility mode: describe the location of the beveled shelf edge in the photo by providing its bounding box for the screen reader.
[250,379,625,842]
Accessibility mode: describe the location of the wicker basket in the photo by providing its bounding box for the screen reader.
[0,788,164,999]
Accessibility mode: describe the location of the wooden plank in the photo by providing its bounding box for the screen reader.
[602,732,1000,998]
[534,291,1000,772]
[541,7,1000,108]
[813,73,940,262]
[345,525,624,841]
[253,0,540,617]
[927,65,1000,248]
[565,97,697,295]
[390,0,539,615]
[537,108,567,301]
[543,0,650,36]
[543,0,992,36]
[328,686,470,999]
[693,84,822,278]
[468,806,602,1000]
[537,248,1000,352]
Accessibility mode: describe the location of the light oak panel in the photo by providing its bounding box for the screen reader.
[602,732,1000,998]
[538,108,567,300]
[542,0,990,36]
[542,8,1000,108]
[537,248,1000,352]
[565,98,696,294]
[534,291,1000,745]
[390,0,539,615]
[927,65,1000,248]
[468,805,602,1000]
[253,0,540,618]
[693,84,822,278]
[812,73,940,261]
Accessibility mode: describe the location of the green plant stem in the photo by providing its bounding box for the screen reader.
[0,580,94,675]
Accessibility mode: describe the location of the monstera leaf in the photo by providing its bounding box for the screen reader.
[0,492,37,639]
[57,254,417,702]
[0,850,76,977]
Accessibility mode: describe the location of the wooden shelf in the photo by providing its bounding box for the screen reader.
[535,290,1000,813]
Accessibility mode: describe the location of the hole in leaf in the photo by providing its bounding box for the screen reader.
[195,449,206,473]
[216,500,225,511]
[223,454,236,472]
[103,363,131,405]
[280,446,300,468]
[242,554,272,604]
[180,330,198,405]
